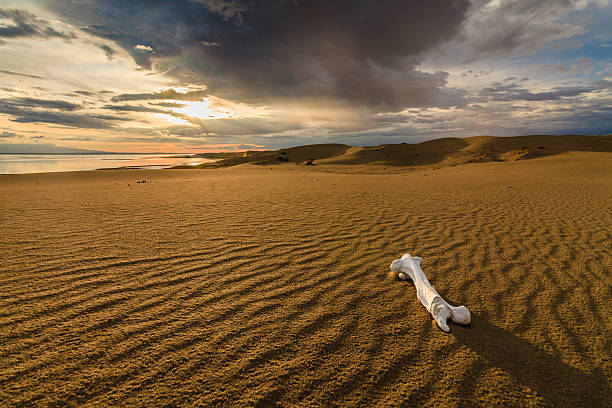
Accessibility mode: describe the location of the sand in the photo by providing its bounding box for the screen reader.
[1,148,611,406]
[198,134,612,169]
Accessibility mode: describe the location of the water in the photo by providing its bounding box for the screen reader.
[0,154,216,174]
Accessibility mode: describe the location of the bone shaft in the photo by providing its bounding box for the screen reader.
[397,260,442,311]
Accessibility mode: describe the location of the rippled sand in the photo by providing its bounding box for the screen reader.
[1,151,610,407]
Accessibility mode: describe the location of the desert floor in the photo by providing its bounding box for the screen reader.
[1,151,611,407]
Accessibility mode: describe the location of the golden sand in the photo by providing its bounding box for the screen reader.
[1,147,611,406]
[199,134,612,169]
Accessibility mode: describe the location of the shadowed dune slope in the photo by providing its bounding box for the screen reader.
[205,135,611,168]
[1,152,611,407]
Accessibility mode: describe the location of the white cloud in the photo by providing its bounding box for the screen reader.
[457,0,587,61]
[423,0,609,67]
[134,44,154,52]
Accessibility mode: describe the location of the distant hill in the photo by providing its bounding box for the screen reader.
[198,135,612,169]
[0,143,113,154]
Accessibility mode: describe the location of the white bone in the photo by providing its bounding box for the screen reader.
[390,254,470,332]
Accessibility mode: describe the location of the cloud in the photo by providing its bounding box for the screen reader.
[2,1,608,151]
[428,0,610,64]
[111,88,208,102]
[0,99,125,129]
[134,44,154,52]
[1,110,118,128]
[79,25,161,69]
[0,69,43,79]
[150,101,187,108]
[0,7,73,40]
[538,57,593,75]
[0,130,20,138]
[8,97,81,111]
[59,136,94,141]
[193,0,248,22]
[478,80,609,102]
[200,41,220,47]
[96,43,116,60]
[458,0,587,61]
[46,0,471,108]
[102,104,168,113]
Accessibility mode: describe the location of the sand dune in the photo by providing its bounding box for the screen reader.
[202,134,612,168]
[1,150,611,406]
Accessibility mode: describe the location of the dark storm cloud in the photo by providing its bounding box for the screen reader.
[46,0,471,108]
[80,25,160,68]
[0,7,73,40]
[194,0,248,22]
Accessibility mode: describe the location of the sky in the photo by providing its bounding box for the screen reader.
[0,0,610,153]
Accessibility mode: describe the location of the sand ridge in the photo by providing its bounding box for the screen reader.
[0,151,611,406]
[196,134,612,169]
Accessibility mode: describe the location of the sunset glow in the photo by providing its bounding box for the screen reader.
[0,0,610,153]
[172,97,271,121]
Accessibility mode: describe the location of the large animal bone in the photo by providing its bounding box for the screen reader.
[390,254,470,332]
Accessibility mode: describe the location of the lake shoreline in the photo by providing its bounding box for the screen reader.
[0,153,216,174]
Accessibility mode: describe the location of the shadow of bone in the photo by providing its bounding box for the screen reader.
[452,313,610,406]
